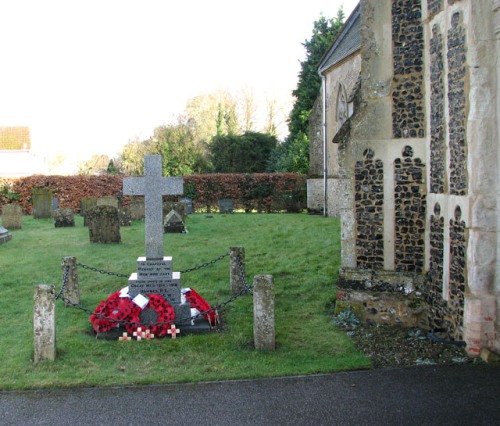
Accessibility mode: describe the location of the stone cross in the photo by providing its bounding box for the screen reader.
[123,155,183,259]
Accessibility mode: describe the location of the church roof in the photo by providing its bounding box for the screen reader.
[318,3,361,74]
[0,127,31,150]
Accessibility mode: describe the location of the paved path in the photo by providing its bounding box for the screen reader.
[1,364,499,425]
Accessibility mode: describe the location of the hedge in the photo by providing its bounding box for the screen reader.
[0,173,306,214]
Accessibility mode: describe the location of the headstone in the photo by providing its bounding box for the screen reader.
[51,197,59,212]
[1,204,22,229]
[97,196,119,208]
[164,209,186,233]
[80,197,97,226]
[86,205,121,243]
[179,198,193,214]
[32,188,53,219]
[80,197,97,216]
[123,155,190,322]
[0,226,12,244]
[118,207,132,226]
[129,198,145,220]
[163,201,187,221]
[219,198,234,214]
[53,208,75,228]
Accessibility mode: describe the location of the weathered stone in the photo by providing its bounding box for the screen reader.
[163,201,187,221]
[230,246,245,294]
[97,196,119,209]
[32,188,53,219]
[253,274,275,351]
[53,208,75,228]
[80,197,97,226]
[33,284,56,363]
[164,210,186,233]
[1,203,22,229]
[61,256,80,306]
[86,205,121,243]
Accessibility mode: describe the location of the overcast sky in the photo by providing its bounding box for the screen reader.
[1,0,358,165]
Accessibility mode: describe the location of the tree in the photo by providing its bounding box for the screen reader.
[77,154,110,175]
[151,121,207,176]
[274,10,345,173]
[118,138,157,175]
[209,131,278,173]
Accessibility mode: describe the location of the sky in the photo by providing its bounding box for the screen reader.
[0,0,358,172]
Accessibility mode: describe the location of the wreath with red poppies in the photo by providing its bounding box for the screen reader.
[90,288,215,337]
[125,294,175,337]
[183,288,217,326]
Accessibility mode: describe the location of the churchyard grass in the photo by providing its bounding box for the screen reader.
[0,213,370,390]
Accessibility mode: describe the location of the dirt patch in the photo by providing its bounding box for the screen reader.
[340,321,475,368]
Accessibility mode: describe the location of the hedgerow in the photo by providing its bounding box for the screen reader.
[0,173,306,214]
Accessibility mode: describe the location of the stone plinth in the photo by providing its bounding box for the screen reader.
[128,257,190,323]
[0,226,12,244]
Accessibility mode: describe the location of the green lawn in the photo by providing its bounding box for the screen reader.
[0,213,370,390]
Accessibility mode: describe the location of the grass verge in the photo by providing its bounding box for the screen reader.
[0,213,370,390]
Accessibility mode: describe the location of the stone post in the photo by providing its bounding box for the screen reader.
[253,274,275,351]
[33,285,56,363]
[61,256,80,306]
[230,246,245,294]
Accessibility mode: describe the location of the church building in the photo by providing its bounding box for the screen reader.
[309,0,500,357]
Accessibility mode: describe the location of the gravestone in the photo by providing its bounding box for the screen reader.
[80,197,97,226]
[129,198,145,220]
[164,210,186,233]
[179,198,193,214]
[123,155,190,322]
[1,204,22,229]
[86,205,121,243]
[163,201,187,221]
[97,196,119,208]
[53,208,75,227]
[0,226,12,244]
[219,198,234,214]
[32,188,53,219]
[51,197,58,212]
[118,207,132,226]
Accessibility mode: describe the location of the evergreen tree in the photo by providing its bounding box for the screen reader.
[272,9,345,173]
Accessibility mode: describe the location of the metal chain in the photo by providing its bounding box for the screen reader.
[55,264,69,301]
[76,251,230,278]
[56,253,253,328]
[236,253,252,293]
[180,252,230,273]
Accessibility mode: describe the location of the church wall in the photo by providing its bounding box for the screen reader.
[336,0,499,354]
[308,54,361,216]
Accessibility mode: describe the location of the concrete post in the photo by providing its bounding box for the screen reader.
[230,246,245,294]
[33,285,56,363]
[253,274,275,351]
[61,256,80,306]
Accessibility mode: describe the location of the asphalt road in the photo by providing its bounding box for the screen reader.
[1,364,499,425]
